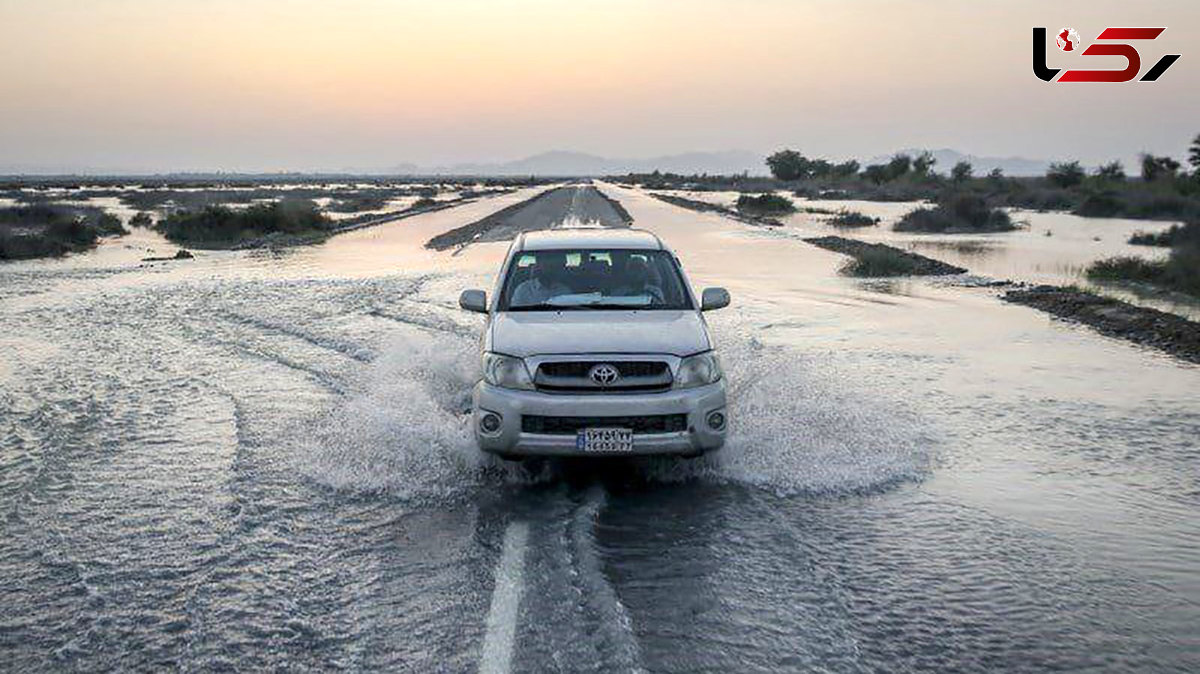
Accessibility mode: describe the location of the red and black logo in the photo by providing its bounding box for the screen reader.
[1033,27,1180,82]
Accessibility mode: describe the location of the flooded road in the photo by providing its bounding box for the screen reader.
[1,185,1198,672]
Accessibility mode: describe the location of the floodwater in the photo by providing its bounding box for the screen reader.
[1,184,1198,672]
[662,189,1197,319]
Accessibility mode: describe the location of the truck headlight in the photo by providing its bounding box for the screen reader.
[482,352,534,390]
[674,352,722,389]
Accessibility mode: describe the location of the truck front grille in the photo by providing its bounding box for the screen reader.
[534,360,672,393]
[521,414,688,435]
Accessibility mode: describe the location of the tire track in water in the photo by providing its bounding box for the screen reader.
[214,309,375,363]
[564,485,643,673]
[503,483,644,673]
[188,330,349,396]
[366,306,478,339]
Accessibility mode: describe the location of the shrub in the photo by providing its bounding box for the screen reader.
[863,164,889,185]
[1163,243,1200,296]
[1095,161,1126,181]
[735,193,795,215]
[895,193,1016,233]
[155,199,331,246]
[327,195,389,212]
[912,151,937,177]
[886,154,913,180]
[828,211,879,228]
[832,160,860,178]
[841,248,919,276]
[0,204,109,260]
[765,149,809,181]
[94,212,127,235]
[1087,256,1163,283]
[1075,191,1123,217]
[1141,154,1181,181]
[951,161,973,184]
[130,212,154,228]
[1047,161,1086,188]
[1128,222,1200,247]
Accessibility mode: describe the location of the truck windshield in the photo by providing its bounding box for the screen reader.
[499,248,693,311]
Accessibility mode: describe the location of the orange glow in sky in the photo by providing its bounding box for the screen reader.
[0,0,1196,171]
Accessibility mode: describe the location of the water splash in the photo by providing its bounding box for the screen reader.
[296,331,486,500]
[297,316,932,500]
[645,330,934,496]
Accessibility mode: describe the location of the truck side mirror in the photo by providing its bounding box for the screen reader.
[701,287,730,311]
[459,289,488,313]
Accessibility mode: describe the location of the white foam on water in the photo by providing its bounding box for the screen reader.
[296,330,487,500]
[644,331,935,496]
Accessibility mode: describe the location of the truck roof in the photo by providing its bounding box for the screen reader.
[518,228,663,251]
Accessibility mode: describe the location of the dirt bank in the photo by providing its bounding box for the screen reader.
[1003,285,1200,364]
[803,236,968,276]
[647,192,783,227]
[425,185,631,251]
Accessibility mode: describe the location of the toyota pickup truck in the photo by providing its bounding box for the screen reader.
[458,228,729,459]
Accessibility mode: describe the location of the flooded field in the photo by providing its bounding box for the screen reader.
[1,184,1198,672]
[658,189,1197,320]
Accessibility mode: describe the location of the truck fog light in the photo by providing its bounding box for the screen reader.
[479,412,503,434]
[706,411,726,431]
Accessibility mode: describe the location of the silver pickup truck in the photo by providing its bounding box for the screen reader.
[458,228,729,459]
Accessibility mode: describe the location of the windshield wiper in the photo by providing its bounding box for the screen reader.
[507,303,584,311]
[573,303,653,310]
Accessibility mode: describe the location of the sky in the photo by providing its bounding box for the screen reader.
[0,0,1196,173]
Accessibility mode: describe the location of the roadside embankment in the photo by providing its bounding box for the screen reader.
[803,236,967,276]
[647,192,783,227]
[1003,285,1200,364]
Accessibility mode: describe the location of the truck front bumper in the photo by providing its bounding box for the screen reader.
[472,381,727,457]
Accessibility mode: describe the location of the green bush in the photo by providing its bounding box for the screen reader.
[1092,220,1200,297]
[1075,191,1123,217]
[155,199,331,246]
[735,193,795,215]
[95,212,127,235]
[1046,161,1086,188]
[1163,244,1200,296]
[841,247,920,276]
[0,204,108,260]
[1087,256,1163,283]
[895,193,1016,233]
[1129,222,1200,247]
[828,211,879,228]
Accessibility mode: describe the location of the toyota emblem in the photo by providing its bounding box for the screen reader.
[588,363,620,386]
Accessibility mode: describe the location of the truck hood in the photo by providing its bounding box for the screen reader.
[488,310,711,358]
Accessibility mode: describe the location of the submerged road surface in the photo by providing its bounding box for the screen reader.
[426,184,631,250]
[1,183,1198,672]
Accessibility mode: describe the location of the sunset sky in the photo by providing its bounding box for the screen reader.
[0,0,1196,172]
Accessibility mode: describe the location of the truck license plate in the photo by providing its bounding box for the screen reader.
[577,428,634,453]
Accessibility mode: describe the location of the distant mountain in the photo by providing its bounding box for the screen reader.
[866,149,1054,177]
[0,148,1059,178]
[391,150,768,176]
